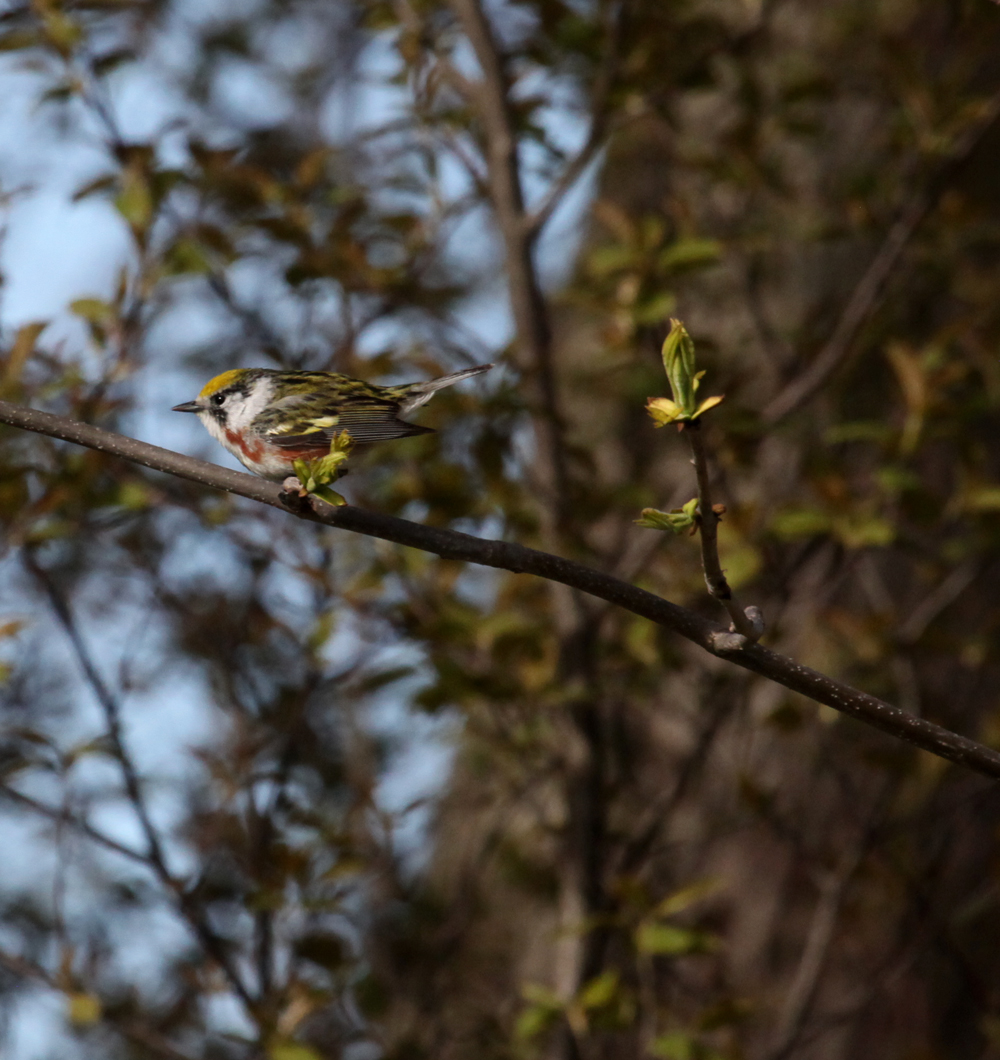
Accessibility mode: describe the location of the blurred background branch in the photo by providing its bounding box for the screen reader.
[1,2,1000,1059]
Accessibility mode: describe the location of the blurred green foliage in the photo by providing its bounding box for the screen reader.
[0,1,999,1059]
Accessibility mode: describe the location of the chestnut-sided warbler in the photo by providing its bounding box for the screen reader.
[172,363,493,480]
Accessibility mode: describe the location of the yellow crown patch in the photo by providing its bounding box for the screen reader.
[198,369,247,398]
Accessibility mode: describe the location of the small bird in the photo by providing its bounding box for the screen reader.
[172,363,493,480]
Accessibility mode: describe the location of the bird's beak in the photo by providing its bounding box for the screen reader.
[172,400,201,413]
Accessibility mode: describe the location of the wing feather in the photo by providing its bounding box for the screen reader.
[263,400,433,448]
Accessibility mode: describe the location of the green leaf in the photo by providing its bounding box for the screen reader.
[635,291,677,325]
[693,394,724,418]
[649,320,723,423]
[647,396,683,426]
[116,482,150,511]
[516,1003,561,1040]
[310,485,347,507]
[115,169,153,231]
[42,11,82,55]
[268,1044,322,1060]
[93,49,136,77]
[578,970,619,1010]
[2,321,47,390]
[73,174,117,202]
[833,513,894,549]
[635,922,711,955]
[587,244,637,276]
[655,878,722,917]
[291,458,311,486]
[875,465,921,495]
[636,498,699,534]
[651,1032,696,1060]
[0,29,42,52]
[769,507,832,540]
[164,237,213,275]
[824,420,892,444]
[69,298,113,325]
[66,992,101,1025]
[521,982,563,1009]
[964,486,1000,512]
[291,432,353,502]
[658,238,722,270]
[662,318,700,415]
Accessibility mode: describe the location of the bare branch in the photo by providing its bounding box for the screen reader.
[896,559,980,645]
[2,400,1000,779]
[768,833,867,1060]
[524,1,629,239]
[0,784,149,867]
[25,555,170,872]
[762,91,1000,424]
[20,553,258,1014]
[446,0,571,525]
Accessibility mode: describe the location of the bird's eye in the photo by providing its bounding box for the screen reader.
[211,393,226,407]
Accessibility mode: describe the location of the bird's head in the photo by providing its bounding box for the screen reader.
[172,369,272,431]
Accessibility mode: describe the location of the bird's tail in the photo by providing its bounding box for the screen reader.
[399,363,494,414]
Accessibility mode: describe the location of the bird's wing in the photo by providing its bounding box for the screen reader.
[338,405,434,443]
[263,396,433,448]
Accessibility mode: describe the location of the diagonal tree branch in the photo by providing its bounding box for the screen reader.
[24,554,171,872]
[762,90,1000,425]
[523,0,629,240]
[18,548,259,1014]
[2,399,1000,779]
[768,828,868,1060]
[0,783,150,866]
[446,0,572,525]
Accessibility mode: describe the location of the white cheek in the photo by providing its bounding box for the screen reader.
[228,379,274,432]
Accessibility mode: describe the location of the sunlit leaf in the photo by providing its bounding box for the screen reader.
[578,970,619,1009]
[655,878,722,917]
[2,321,46,389]
[769,508,832,540]
[646,397,682,425]
[636,498,699,533]
[69,299,113,325]
[651,1032,697,1060]
[268,1043,322,1060]
[66,992,101,1025]
[635,922,712,955]
[115,168,153,231]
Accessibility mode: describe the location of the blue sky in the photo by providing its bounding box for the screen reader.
[0,9,597,1053]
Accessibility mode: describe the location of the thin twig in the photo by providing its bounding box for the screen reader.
[2,401,1000,779]
[615,685,736,876]
[25,555,170,870]
[684,421,761,641]
[446,0,572,527]
[0,784,149,866]
[768,834,867,1060]
[524,0,629,239]
[896,559,980,644]
[21,554,258,1014]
